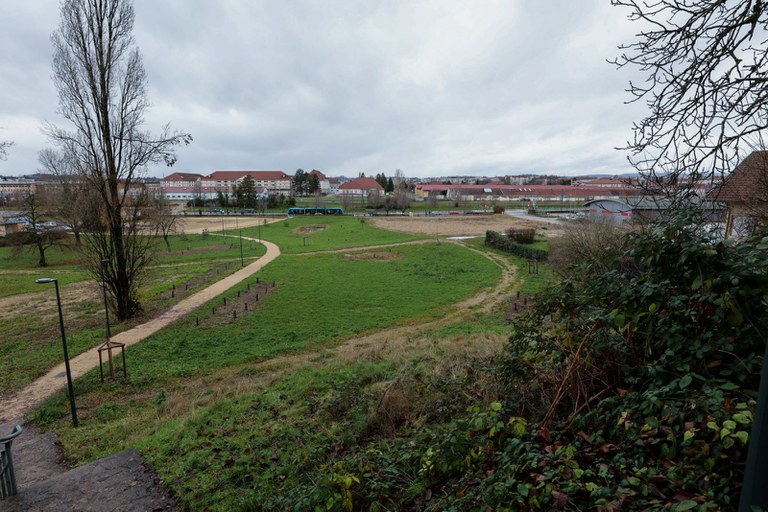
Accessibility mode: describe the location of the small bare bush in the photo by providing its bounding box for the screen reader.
[363,379,416,437]
[505,228,536,244]
[548,218,628,275]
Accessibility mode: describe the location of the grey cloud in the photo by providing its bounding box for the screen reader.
[1,0,646,178]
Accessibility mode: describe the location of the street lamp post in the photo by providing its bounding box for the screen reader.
[239,229,244,267]
[36,278,78,427]
[101,259,111,338]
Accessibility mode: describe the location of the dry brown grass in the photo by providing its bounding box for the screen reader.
[0,280,100,321]
[370,215,546,237]
[343,250,403,262]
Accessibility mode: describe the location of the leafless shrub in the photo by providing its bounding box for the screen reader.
[548,218,629,275]
[505,228,536,244]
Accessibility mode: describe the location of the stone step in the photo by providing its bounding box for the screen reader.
[3,448,178,511]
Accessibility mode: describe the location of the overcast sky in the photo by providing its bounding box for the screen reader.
[0,1,648,178]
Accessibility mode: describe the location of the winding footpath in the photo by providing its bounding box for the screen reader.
[0,234,517,511]
[0,238,281,424]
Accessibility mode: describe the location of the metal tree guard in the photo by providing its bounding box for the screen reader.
[97,259,126,384]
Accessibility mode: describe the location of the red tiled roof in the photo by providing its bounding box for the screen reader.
[208,170,288,181]
[339,177,384,191]
[310,169,327,180]
[711,151,768,203]
[415,183,639,197]
[579,178,630,185]
[163,172,203,182]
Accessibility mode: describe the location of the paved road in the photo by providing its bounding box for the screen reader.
[0,237,281,424]
[505,209,564,224]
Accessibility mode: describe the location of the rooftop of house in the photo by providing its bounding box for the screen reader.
[207,170,289,181]
[309,169,327,180]
[712,151,768,203]
[339,177,384,191]
[163,172,204,182]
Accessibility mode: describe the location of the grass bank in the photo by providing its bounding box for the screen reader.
[0,233,263,393]
[37,242,503,509]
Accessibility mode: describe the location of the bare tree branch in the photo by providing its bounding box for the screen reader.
[47,0,191,320]
[613,0,768,185]
[0,140,13,161]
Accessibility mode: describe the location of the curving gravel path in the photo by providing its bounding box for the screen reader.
[0,237,281,424]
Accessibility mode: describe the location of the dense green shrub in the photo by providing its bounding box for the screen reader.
[485,230,547,260]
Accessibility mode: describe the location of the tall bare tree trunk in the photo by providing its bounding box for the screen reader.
[47,0,190,320]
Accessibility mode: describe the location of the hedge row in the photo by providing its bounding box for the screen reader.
[485,230,548,261]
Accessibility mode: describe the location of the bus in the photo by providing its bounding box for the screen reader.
[287,207,344,216]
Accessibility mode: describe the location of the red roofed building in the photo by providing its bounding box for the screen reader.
[414,183,641,202]
[163,172,204,186]
[160,172,204,201]
[339,177,384,197]
[204,171,291,195]
[574,178,634,188]
[160,170,291,201]
[710,151,768,238]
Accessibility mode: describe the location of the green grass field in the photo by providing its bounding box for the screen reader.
[38,243,502,489]
[27,217,559,510]
[0,233,264,393]
[237,215,424,254]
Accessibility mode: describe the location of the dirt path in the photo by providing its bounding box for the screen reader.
[0,237,281,424]
[178,215,281,234]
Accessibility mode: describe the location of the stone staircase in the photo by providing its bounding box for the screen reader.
[1,421,177,511]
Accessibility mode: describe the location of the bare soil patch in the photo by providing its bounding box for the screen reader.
[178,216,282,234]
[370,215,548,237]
[0,280,101,321]
[293,225,327,235]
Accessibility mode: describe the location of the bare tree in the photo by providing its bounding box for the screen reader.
[191,179,204,208]
[149,193,178,251]
[392,188,412,213]
[80,187,156,313]
[0,140,12,160]
[340,193,354,213]
[548,218,630,277]
[367,189,384,209]
[613,1,768,187]
[38,148,87,244]
[19,191,67,267]
[47,0,191,320]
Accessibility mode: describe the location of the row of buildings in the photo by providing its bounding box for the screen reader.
[2,152,767,239]
[157,169,658,204]
[159,170,390,201]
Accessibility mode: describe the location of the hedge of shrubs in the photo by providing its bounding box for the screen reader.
[485,230,548,261]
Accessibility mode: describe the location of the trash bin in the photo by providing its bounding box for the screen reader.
[0,425,23,498]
